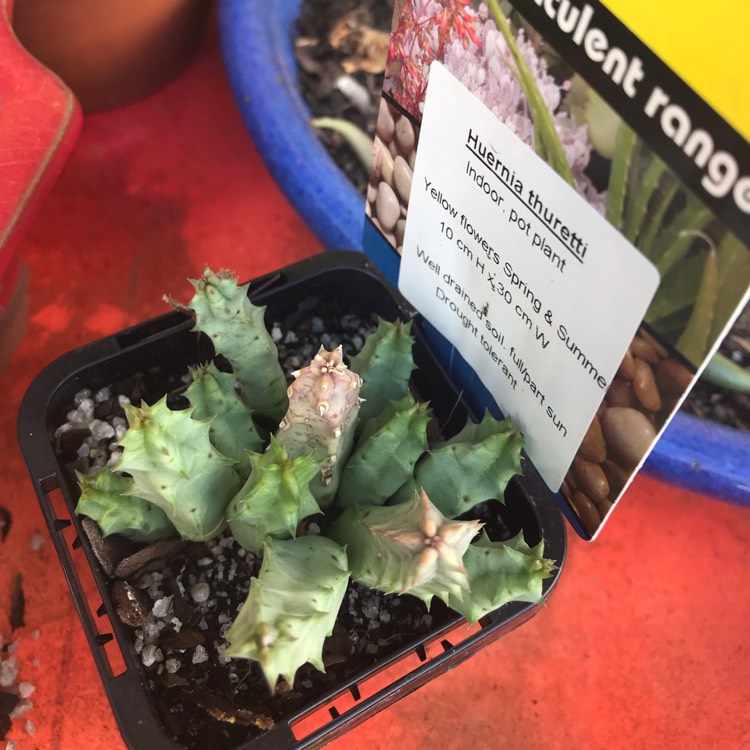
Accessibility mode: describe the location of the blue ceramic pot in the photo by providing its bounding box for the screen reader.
[218,0,364,251]
[217,0,750,509]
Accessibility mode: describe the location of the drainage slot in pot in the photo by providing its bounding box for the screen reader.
[291,618,484,740]
[43,479,127,678]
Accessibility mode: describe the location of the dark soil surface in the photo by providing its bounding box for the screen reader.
[296,0,392,195]
[294,0,750,432]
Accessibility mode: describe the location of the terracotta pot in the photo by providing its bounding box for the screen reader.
[11,0,210,112]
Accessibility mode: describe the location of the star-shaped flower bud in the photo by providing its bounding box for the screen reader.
[330,489,483,607]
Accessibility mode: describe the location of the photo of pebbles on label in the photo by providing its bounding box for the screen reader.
[561,328,696,536]
[366,96,418,254]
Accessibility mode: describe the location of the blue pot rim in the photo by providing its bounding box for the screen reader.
[218,0,364,252]
[217,0,750,509]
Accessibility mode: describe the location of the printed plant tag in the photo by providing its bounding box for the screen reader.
[363,0,750,539]
[399,60,660,492]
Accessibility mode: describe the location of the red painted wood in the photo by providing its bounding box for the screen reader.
[0,0,80,370]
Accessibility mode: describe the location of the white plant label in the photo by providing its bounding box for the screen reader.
[398,62,660,490]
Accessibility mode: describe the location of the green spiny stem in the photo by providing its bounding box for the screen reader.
[336,395,430,509]
[395,412,523,518]
[116,397,241,541]
[173,267,288,421]
[185,362,263,479]
[225,437,323,554]
[224,536,350,691]
[75,469,175,543]
[448,531,555,623]
[349,318,415,425]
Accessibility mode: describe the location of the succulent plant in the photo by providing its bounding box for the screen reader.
[185,361,263,480]
[116,397,242,541]
[172,267,289,421]
[225,436,323,555]
[75,469,175,543]
[348,318,415,424]
[448,531,556,623]
[393,411,524,517]
[76,268,556,695]
[337,394,430,508]
[330,488,481,607]
[224,535,349,690]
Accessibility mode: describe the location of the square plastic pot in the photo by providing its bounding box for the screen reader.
[17,251,566,749]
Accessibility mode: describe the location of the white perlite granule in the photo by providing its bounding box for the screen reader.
[18,682,35,699]
[89,419,115,441]
[25,719,36,735]
[10,699,33,718]
[141,644,159,667]
[165,659,181,674]
[152,595,173,619]
[94,387,110,403]
[143,622,160,645]
[190,582,210,603]
[192,645,209,665]
[0,655,19,687]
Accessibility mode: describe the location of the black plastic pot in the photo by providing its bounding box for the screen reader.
[17,251,566,750]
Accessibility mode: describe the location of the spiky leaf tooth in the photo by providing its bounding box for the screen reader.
[116,397,242,541]
[75,469,176,543]
[183,267,287,420]
[354,393,417,446]
[394,412,523,518]
[225,437,323,554]
[349,318,415,424]
[276,346,362,509]
[224,536,350,691]
[448,531,556,623]
[336,397,430,508]
[185,362,262,479]
[329,489,482,607]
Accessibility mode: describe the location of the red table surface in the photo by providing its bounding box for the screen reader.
[1,21,749,750]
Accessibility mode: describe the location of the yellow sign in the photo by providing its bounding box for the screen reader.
[601,0,750,139]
